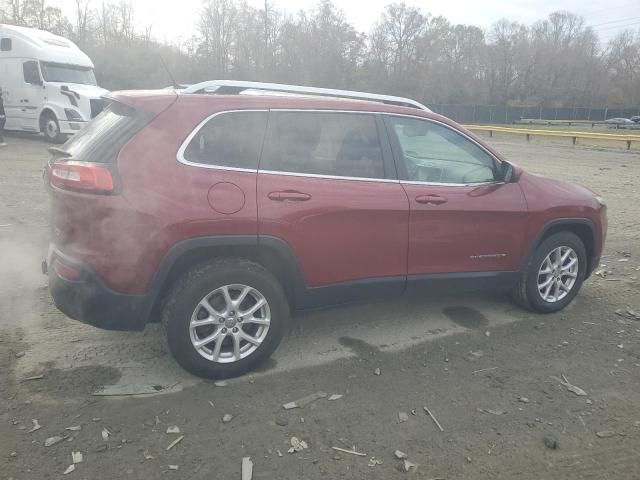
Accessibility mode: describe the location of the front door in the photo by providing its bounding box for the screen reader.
[10,60,43,131]
[384,115,528,276]
[257,111,409,302]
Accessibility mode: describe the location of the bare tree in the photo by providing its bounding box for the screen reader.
[2,0,640,110]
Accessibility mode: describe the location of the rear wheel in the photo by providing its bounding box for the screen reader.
[41,112,66,143]
[513,232,587,313]
[162,258,288,378]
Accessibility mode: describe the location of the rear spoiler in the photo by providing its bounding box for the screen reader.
[103,90,178,115]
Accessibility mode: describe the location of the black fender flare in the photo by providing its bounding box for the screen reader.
[521,217,597,274]
[141,235,308,322]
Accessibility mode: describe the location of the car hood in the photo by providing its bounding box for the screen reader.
[520,171,599,208]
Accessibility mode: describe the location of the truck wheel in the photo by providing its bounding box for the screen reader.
[41,112,66,143]
[513,232,587,313]
[162,258,289,379]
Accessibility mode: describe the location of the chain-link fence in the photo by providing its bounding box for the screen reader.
[428,104,640,124]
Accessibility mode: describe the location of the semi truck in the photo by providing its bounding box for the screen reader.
[0,24,108,142]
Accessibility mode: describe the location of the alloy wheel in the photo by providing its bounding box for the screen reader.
[537,246,579,303]
[189,284,271,363]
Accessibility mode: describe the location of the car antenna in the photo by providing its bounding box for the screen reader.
[159,54,178,89]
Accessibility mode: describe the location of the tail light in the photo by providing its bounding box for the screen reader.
[48,160,116,194]
[51,257,81,281]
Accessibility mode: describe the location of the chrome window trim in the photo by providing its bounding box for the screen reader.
[401,180,505,188]
[176,108,505,187]
[384,113,506,187]
[176,109,269,173]
[259,169,399,184]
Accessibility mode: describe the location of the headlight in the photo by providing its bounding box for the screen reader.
[595,195,606,206]
[64,108,83,121]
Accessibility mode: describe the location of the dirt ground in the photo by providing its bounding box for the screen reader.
[1,132,639,479]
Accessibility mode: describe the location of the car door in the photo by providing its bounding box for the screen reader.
[12,60,43,131]
[257,110,409,304]
[0,58,25,130]
[384,114,528,277]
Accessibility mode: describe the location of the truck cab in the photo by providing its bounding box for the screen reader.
[0,24,108,142]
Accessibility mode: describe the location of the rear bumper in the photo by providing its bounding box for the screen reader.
[47,247,148,331]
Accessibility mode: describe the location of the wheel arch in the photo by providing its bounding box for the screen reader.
[39,107,58,131]
[527,218,596,277]
[145,236,306,323]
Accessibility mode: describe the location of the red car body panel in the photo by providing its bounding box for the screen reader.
[517,172,606,256]
[46,90,607,330]
[257,173,409,287]
[401,182,529,274]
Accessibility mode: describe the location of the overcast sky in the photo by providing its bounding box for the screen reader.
[52,0,640,44]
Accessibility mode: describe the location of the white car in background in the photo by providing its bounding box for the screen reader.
[0,24,108,142]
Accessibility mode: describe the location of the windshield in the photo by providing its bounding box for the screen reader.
[40,62,97,85]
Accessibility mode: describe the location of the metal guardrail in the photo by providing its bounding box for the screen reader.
[515,119,640,129]
[465,125,640,150]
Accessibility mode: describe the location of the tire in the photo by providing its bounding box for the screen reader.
[513,232,587,313]
[41,112,66,144]
[161,258,289,379]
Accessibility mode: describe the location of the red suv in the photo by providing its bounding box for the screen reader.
[45,81,607,378]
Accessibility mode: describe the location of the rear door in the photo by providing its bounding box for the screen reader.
[257,111,409,299]
[384,115,528,276]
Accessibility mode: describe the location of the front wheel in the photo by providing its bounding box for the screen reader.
[41,112,66,143]
[513,232,587,313]
[162,258,289,378]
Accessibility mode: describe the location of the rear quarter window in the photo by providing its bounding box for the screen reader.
[180,111,268,170]
[62,101,152,163]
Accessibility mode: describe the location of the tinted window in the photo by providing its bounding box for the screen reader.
[62,101,152,163]
[183,111,268,169]
[1,38,11,51]
[388,116,498,184]
[260,112,384,179]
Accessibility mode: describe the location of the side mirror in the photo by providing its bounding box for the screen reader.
[501,162,514,183]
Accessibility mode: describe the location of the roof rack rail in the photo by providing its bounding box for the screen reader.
[181,80,431,111]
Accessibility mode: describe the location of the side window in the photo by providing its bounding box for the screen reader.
[23,60,41,85]
[182,111,268,170]
[1,38,11,51]
[260,112,385,179]
[387,116,498,184]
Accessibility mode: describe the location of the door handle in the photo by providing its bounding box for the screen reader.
[415,194,448,205]
[268,191,312,202]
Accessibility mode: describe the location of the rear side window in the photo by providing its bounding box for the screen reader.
[181,111,268,170]
[62,101,152,163]
[1,38,11,51]
[260,112,384,179]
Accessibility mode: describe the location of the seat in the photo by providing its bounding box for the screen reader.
[335,129,384,179]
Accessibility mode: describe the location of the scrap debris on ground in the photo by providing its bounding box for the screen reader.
[2,137,640,479]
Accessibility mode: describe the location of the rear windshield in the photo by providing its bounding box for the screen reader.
[62,101,152,163]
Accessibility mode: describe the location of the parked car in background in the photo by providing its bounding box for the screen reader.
[44,81,607,378]
[0,24,108,142]
[630,116,640,123]
[605,117,634,128]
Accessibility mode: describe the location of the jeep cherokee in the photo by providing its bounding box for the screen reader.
[45,81,607,378]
